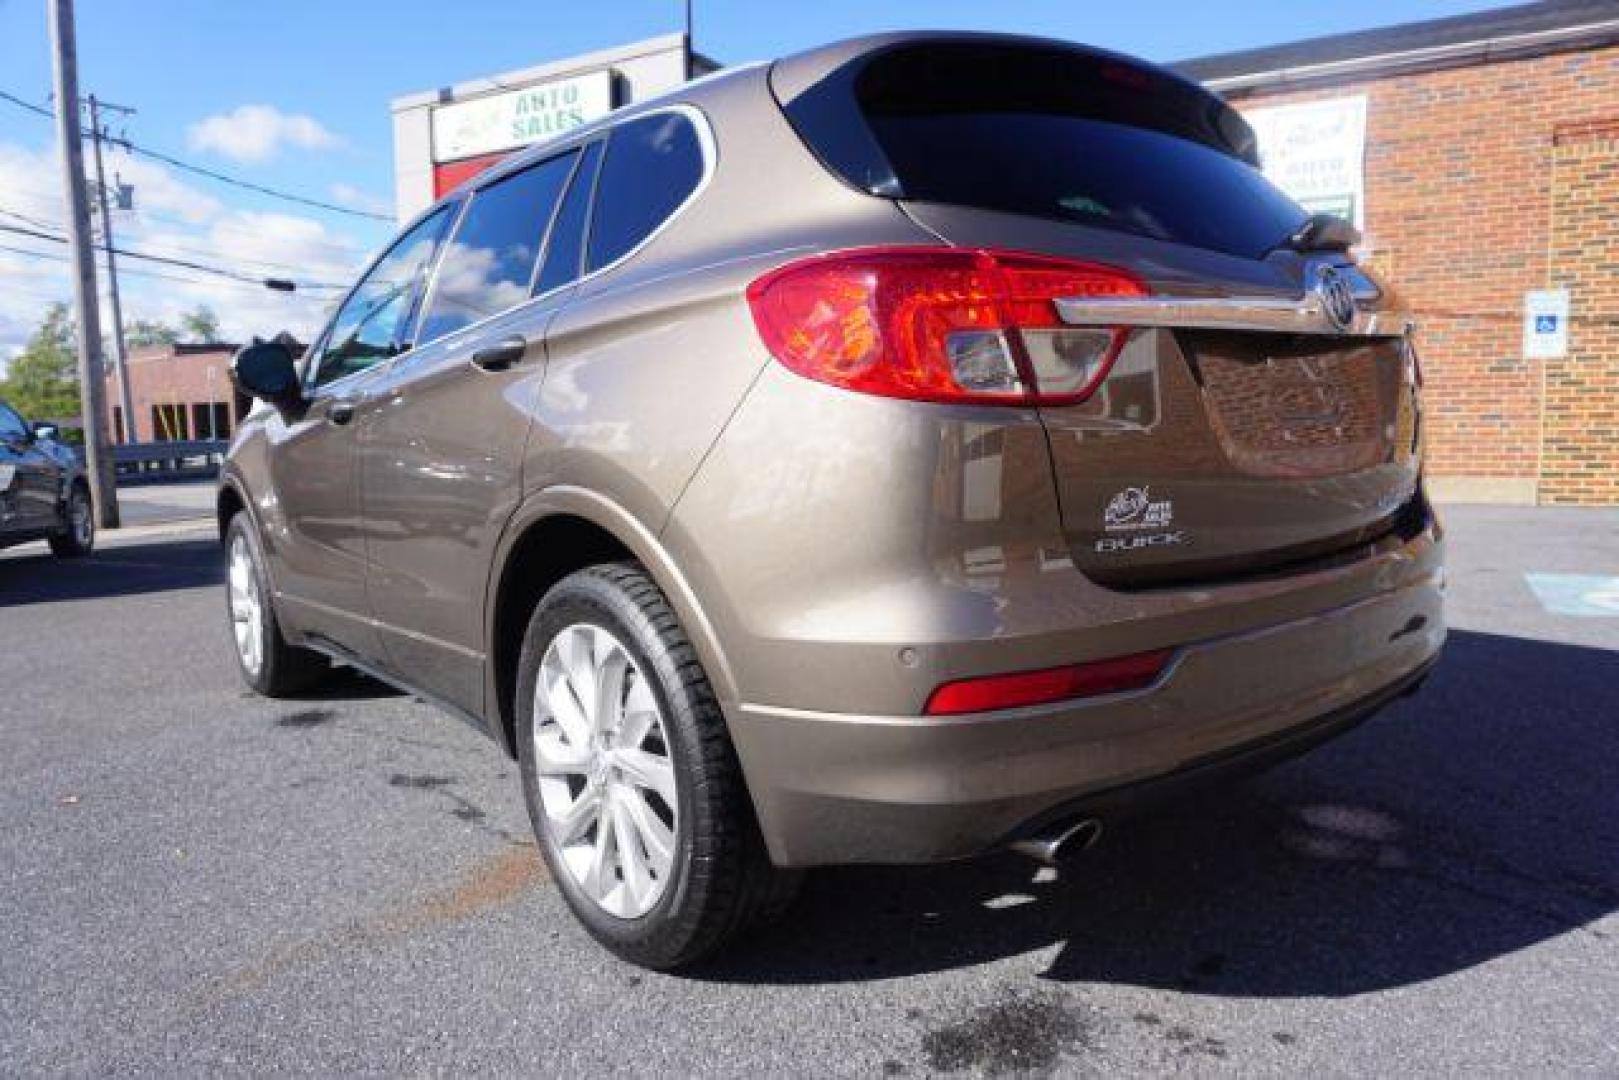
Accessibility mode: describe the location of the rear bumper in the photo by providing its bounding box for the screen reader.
[729,572,1445,867]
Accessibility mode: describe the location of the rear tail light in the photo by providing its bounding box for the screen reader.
[923,649,1173,716]
[746,247,1148,405]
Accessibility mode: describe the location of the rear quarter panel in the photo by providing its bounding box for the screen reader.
[521,67,945,556]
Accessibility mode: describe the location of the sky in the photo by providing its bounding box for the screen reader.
[0,0,1515,371]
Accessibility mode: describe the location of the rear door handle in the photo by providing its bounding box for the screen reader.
[471,335,528,372]
[328,399,357,425]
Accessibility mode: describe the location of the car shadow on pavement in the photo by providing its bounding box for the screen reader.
[0,538,224,606]
[703,629,1619,996]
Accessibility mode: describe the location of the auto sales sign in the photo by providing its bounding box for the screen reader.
[431,71,615,163]
[1242,96,1368,230]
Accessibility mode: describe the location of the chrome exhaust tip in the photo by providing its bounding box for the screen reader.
[1010,818,1103,866]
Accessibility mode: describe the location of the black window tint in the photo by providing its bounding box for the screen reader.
[785,43,1305,261]
[870,113,1305,260]
[417,151,577,343]
[587,113,703,272]
[316,205,453,387]
[535,140,602,294]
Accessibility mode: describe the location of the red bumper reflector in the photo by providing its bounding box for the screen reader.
[923,649,1173,716]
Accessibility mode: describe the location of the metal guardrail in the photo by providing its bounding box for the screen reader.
[110,439,229,466]
[72,440,230,477]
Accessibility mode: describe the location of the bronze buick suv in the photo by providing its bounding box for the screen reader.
[221,32,1444,968]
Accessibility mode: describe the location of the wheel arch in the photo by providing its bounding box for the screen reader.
[215,473,283,612]
[216,478,247,542]
[483,486,739,759]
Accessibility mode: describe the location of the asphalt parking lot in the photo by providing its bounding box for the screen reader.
[2,504,1616,1076]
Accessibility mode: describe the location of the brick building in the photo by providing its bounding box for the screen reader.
[102,343,248,444]
[1179,0,1619,504]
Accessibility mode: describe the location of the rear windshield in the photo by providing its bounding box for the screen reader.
[783,42,1308,261]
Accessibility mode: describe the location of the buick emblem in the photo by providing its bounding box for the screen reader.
[1315,265,1358,332]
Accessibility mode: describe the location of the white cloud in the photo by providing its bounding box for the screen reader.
[330,183,392,217]
[0,136,376,357]
[186,105,344,164]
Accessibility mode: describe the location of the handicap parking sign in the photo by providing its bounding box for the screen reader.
[1523,289,1570,359]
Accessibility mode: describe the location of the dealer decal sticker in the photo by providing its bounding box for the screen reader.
[1097,486,1187,554]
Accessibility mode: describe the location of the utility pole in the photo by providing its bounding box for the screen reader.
[49,0,119,527]
[87,94,137,446]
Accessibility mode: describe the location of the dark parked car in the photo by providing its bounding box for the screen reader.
[0,398,93,558]
[220,32,1444,969]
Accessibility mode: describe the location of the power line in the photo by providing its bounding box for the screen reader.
[1,200,363,278]
[0,242,339,297]
[123,143,394,223]
[0,182,373,263]
[0,220,347,291]
[0,85,395,224]
[0,87,53,120]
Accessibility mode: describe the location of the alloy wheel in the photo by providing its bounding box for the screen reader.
[533,623,679,919]
[227,534,264,676]
[70,489,92,548]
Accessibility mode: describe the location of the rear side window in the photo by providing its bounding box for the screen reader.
[417,150,577,343]
[535,140,603,295]
[784,43,1307,261]
[586,113,704,272]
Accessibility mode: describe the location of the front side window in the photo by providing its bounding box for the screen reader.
[314,205,454,387]
[587,113,704,272]
[416,151,577,344]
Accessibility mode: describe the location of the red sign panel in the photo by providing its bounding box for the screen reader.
[433,152,510,199]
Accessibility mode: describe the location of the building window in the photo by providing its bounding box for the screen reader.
[151,403,190,441]
[191,401,232,440]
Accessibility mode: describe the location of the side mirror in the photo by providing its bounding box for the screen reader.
[230,340,303,410]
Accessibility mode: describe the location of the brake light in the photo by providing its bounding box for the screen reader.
[923,649,1172,715]
[746,247,1148,405]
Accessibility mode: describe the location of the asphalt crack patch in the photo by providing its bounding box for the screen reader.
[274,709,336,729]
[921,990,1096,1076]
[387,773,524,843]
[186,845,547,1012]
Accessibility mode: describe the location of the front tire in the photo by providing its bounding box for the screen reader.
[515,563,799,969]
[48,483,93,558]
[224,513,327,697]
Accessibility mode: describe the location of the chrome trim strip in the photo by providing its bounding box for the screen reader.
[1054,295,1412,337]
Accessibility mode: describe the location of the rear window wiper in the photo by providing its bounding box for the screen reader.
[1284,213,1360,253]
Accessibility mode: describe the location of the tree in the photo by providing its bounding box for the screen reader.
[179,305,222,344]
[126,318,179,347]
[0,303,80,421]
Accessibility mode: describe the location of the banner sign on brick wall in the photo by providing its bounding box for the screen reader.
[1243,96,1368,229]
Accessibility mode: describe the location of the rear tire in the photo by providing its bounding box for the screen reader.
[515,562,800,970]
[48,483,93,558]
[224,513,327,697]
